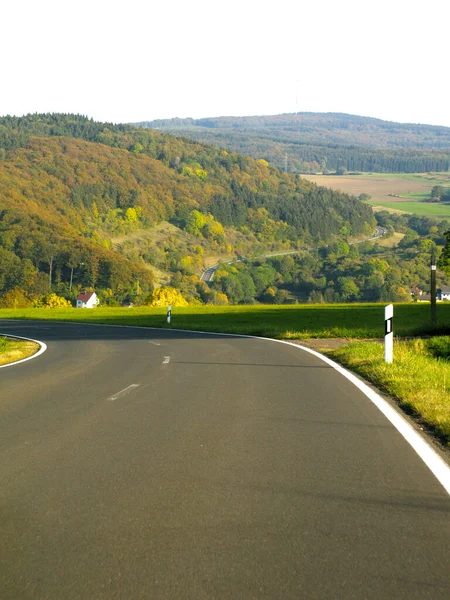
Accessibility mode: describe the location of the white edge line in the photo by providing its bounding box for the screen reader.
[281,342,450,497]
[0,333,47,369]
[3,320,450,495]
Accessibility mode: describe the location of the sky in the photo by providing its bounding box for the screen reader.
[2,0,450,127]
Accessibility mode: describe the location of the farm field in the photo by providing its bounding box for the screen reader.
[303,172,450,217]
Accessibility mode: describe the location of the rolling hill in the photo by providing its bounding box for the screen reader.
[136,112,450,174]
[0,113,375,304]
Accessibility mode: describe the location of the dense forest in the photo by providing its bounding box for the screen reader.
[203,213,450,305]
[138,113,450,174]
[0,113,375,306]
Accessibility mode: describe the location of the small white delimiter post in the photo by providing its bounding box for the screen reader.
[167,305,172,324]
[384,304,393,363]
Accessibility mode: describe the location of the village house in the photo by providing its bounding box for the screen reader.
[437,286,450,301]
[413,286,450,302]
[410,287,424,299]
[76,291,99,308]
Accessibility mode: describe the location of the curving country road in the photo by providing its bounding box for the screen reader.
[0,320,449,599]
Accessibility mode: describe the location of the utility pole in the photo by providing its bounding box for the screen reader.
[431,252,437,327]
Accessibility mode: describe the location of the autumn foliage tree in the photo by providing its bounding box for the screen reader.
[146,287,188,307]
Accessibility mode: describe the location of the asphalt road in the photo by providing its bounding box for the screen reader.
[1,320,449,599]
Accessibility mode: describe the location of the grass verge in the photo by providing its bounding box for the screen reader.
[0,336,40,366]
[1,303,450,339]
[327,338,450,448]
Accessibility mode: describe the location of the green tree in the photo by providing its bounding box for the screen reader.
[125,207,139,223]
[336,277,360,301]
[185,210,207,237]
[307,290,324,304]
[438,231,450,275]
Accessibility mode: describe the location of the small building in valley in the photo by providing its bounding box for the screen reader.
[76,291,99,308]
[437,286,450,301]
[410,287,424,299]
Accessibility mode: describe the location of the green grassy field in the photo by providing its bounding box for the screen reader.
[367,200,450,217]
[1,303,449,339]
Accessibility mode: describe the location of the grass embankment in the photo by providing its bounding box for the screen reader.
[1,303,449,339]
[328,338,450,448]
[0,336,40,366]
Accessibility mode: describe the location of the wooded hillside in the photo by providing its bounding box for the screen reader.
[139,113,450,174]
[0,114,375,304]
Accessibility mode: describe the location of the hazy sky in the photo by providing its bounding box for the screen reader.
[2,0,449,127]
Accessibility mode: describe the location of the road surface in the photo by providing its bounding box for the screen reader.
[0,320,449,599]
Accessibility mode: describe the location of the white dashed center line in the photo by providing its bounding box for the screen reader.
[108,384,140,402]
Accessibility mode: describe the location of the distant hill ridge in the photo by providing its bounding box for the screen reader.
[136,112,450,174]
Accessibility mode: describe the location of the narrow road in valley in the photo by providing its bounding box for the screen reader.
[0,320,449,599]
[200,227,387,282]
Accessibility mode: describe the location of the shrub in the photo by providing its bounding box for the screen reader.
[33,293,72,308]
[425,337,450,360]
[146,287,188,307]
[0,288,32,308]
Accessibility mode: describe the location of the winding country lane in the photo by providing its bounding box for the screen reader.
[0,320,449,599]
[200,227,387,282]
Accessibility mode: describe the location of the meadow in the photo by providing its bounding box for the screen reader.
[0,302,449,339]
[303,172,450,217]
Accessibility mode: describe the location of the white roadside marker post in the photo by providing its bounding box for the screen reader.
[431,253,437,328]
[167,305,172,325]
[384,304,393,363]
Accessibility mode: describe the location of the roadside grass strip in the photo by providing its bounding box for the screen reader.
[328,339,450,449]
[1,303,450,339]
[0,335,42,367]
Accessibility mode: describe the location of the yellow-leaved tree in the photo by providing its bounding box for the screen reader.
[33,294,72,308]
[0,288,31,308]
[146,287,188,307]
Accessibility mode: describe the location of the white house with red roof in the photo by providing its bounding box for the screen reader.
[76,291,99,308]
